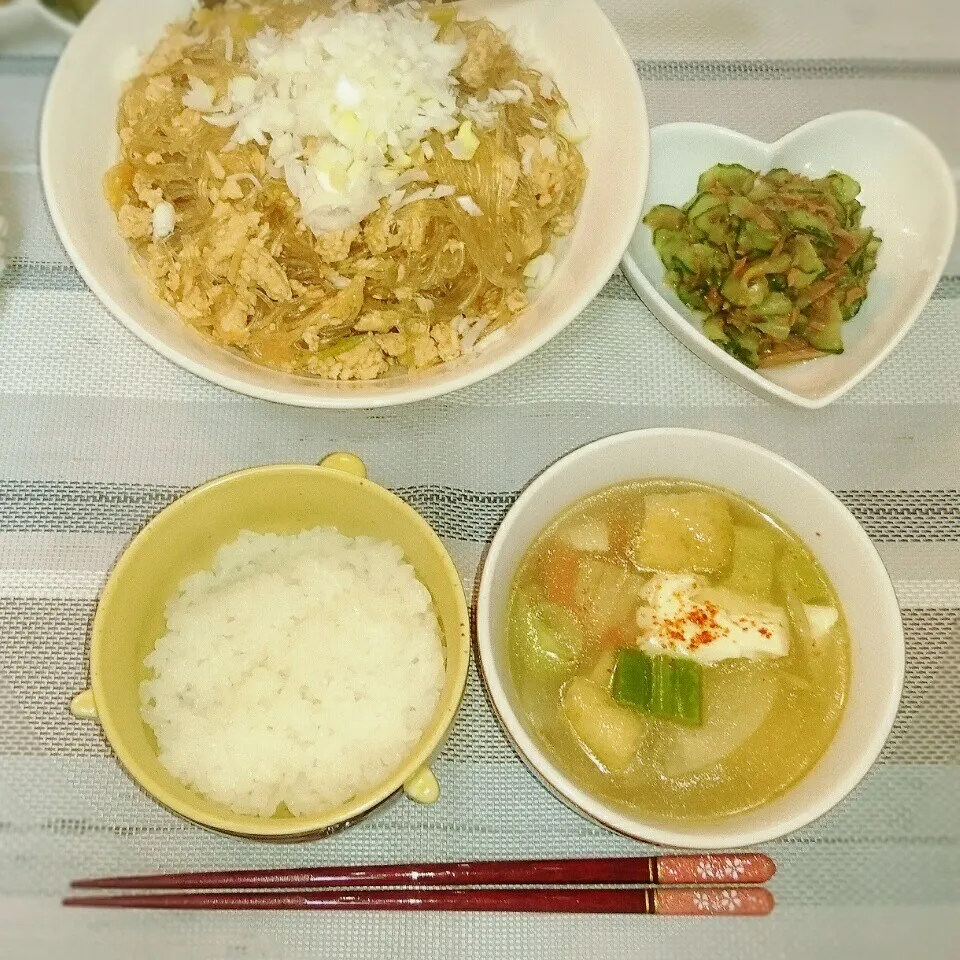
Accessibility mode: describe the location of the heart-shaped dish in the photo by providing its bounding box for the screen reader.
[621,111,957,408]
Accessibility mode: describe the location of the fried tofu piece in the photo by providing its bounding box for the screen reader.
[631,492,734,574]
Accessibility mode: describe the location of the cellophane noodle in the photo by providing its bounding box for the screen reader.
[105,0,586,380]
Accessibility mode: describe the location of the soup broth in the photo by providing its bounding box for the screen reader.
[507,479,850,822]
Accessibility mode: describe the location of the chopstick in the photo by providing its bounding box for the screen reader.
[63,886,775,915]
[71,853,775,890]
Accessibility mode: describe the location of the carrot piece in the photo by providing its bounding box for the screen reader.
[537,543,580,608]
[600,624,635,650]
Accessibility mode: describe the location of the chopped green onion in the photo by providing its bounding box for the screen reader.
[612,649,702,726]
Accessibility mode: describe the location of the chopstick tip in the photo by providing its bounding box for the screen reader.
[70,877,117,889]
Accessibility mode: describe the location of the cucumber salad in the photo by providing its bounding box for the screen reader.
[645,164,881,369]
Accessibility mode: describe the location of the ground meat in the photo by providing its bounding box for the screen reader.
[458,22,504,89]
[375,332,407,357]
[117,204,153,240]
[239,240,292,301]
[363,209,401,255]
[177,284,213,322]
[144,75,174,103]
[172,108,204,138]
[108,5,585,382]
[215,297,253,345]
[316,338,389,380]
[552,212,574,236]
[205,210,262,277]
[133,172,164,209]
[505,288,528,314]
[431,321,461,363]
[410,332,440,368]
[355,309,400,333]
[315,228,358,263]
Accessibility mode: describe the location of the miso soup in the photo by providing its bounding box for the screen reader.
[507,479,850,822]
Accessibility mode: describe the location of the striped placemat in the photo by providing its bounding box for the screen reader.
[0,2,958,957]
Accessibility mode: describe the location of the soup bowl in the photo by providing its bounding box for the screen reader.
[476,428,904,848]
[69,452,471,840]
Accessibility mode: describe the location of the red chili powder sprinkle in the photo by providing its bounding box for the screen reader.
[658,600,729,651]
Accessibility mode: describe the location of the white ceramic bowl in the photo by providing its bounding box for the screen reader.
[40,0,648,408]
[621,112,957,409]
[476,428,905,848]
[0,0,81,34]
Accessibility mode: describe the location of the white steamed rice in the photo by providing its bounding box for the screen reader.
[140,526,446,817]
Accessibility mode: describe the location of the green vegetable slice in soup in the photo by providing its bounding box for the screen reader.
[643,163,881,369]
[510,590,584,667]
[507,478,850,819]
[612,649,703,725]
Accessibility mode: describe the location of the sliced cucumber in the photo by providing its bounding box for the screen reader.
[787,267,821,290]
[737,219,778,253]
[826,171,861,204]
[755,316,792,341]
[747,178,776,203]
[643,204,688,231]
[755,291,793,316]
[693,206,736,247]
[806,316,844,352]
[696,163,756,195]
[686,192,726,220]
[792,235,825,274]
[677,286,708,311]
[721,273,768,308]
[724,327,762,367]
[750,252,792,276]
[702,316,727,342]
[786,209,836,247]
[644,161,880,372]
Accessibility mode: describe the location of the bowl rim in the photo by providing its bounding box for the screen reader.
[87,461,471,838]
[35,0,80,32]
[620,110,958,410]
[475,427,906,848]
[39,0,650,409]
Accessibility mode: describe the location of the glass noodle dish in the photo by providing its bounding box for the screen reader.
[105,0,587,380]
[508,479,850,822]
